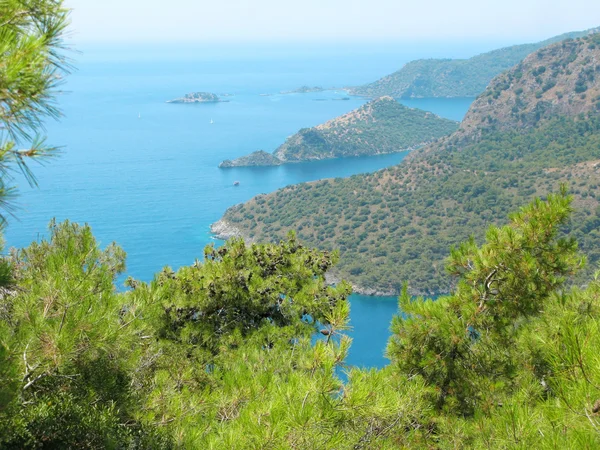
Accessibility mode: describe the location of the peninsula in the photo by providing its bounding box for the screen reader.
[216,33,600,295]
[218,97,458,167]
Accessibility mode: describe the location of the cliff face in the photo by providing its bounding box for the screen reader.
[349,28,599,99]
[217,34,600,295]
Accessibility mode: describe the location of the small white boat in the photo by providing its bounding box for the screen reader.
[233,181,240,186]
[210,118,214,124]
[138,112,141,119]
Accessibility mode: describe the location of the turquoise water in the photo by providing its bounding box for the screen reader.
[5,45,473,368]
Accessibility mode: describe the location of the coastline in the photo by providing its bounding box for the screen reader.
[210,219,254,242]
[218,145,423,169]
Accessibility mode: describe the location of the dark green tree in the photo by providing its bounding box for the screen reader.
[388,187,585,414]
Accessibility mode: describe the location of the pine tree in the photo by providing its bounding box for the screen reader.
[0,0,71,222]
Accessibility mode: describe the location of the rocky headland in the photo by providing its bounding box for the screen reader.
[219,151,283,168]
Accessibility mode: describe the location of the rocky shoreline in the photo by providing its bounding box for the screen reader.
[219,150,282,168]
[209,219,252,241]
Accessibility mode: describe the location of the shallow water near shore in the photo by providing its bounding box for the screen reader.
[5,43,474,368]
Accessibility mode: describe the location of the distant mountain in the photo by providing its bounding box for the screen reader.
[217,33,600,295]
[218,97,458,167]
[349,27,600,99]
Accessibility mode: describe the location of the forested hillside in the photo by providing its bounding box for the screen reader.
[349,27,599,98]
[220,97,457,167]
[3,194,600,448]
[273,97,458,162]
[2,5,600,446]
[219,34,600,295]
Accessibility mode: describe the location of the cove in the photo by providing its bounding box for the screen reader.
[4,44,473,369]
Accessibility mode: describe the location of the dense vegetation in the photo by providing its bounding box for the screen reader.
[0,224,357,447]
[222,36,600,295]
[274,97,458,162]
[221,97,458,167]
[2,193,600,448]
[462,33,600,133]
[2,5,600,447]
[349,27,598,98]
[223,116,600,294]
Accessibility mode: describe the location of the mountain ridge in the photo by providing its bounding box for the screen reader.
[349,27,600,99]
[216,33,600,295]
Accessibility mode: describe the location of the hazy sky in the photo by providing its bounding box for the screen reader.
[64,0,600,44]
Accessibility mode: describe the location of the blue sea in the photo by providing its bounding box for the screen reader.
[5,42,478,368]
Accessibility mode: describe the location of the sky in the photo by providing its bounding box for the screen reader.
[64,0,600,44]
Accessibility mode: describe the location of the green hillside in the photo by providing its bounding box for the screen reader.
[4,5,600,447]
[274,97,458,162]
[219,34,600,295]
[349,27,599,98]
[219,97,458,167]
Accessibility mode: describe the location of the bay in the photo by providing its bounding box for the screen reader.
[4,43,474,368]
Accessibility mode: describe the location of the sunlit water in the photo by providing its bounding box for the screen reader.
[5,43,475,368]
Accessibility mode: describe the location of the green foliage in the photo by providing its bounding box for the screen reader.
[3,225,397,448]
[0,220,168,448]
[380,193,600,447]
[2,196,600,447]
[2,3,600,447]
[0,0,71,221]
[131,233,350,356]
[223,113,600,295]
[388,189,584,413]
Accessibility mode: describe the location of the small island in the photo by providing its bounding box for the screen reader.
[219,150,283,168]
[280,86,326,94]
[167,92,229,104]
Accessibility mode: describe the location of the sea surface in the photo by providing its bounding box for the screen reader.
[5,43,477,368]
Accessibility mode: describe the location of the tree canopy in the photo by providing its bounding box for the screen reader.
[1,192,599,448]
